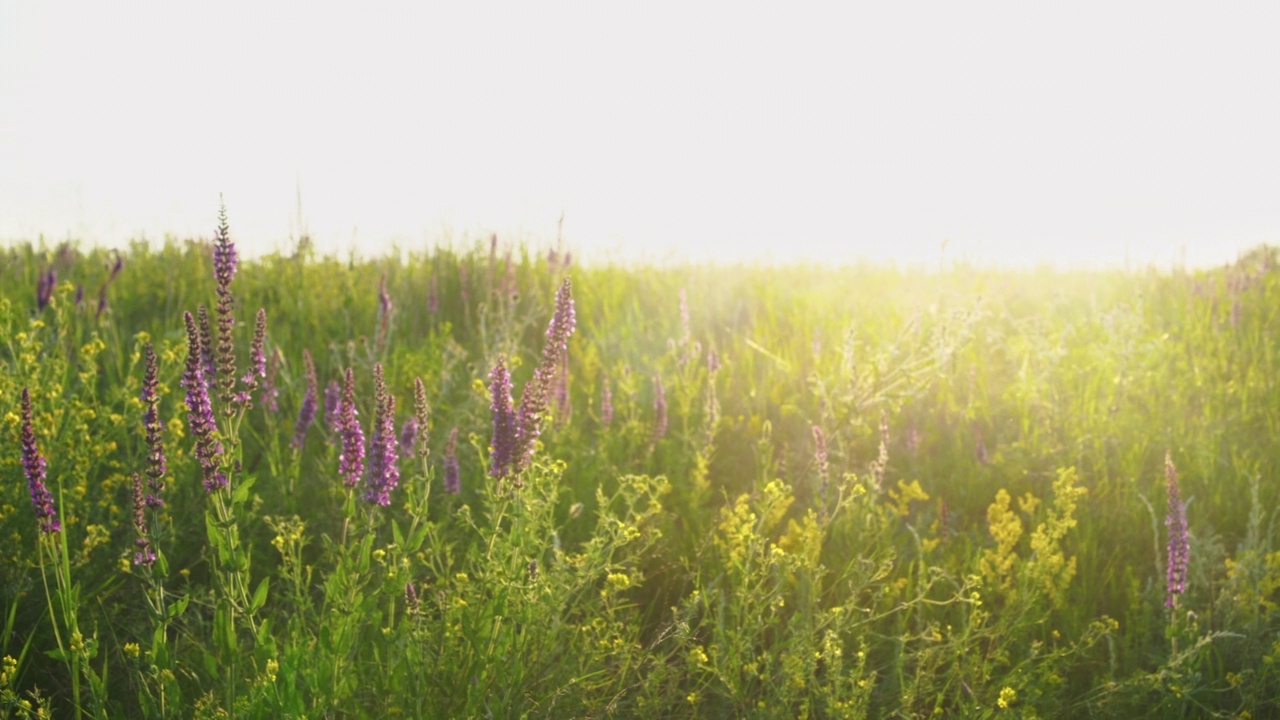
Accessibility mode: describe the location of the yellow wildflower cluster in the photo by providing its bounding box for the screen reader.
[760,479,794,533]
[1224,549,1280,619]
[888,479,930,517]
[715,494,758,567]
[777,510,824,566]
[981,489,1024,594]
[1024,467,1087,608]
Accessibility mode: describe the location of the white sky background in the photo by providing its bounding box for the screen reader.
[1,2,1278,268]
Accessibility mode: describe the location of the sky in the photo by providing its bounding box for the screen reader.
[1,1,1278,268]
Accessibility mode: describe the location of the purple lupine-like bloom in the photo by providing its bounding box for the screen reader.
[291,349,318,449]
[212,202,238,405]
[489,359,518,479]
[363,365,400,506]
[399,416,419,458]
[213,202,239,286]
[261,348,281,414]
[96,283,109,318]
[324,379,341,434]
[443,427,460,494]
[511,278,577,470]
[74,284,84,307]
[600,377,613,428]
[412,377,430,460]
[651,375,667,443]
[197,305,216,388]
[141,344,167,507]
[1165,452,1190,609]
[405,580,421,615]
[36,268,56,312]
[20,388,60,534]
[337,368,366,489]
[813,425,830,498]
[131,474,156,566]
[182,312,227,492]
[250,309,268,380]
[108,252,124,282]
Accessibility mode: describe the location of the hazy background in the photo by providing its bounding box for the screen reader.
[2,1,1278,268]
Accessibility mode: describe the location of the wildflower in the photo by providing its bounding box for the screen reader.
[131,474,156,566]
[19,388,60,534]
[363,364,400,506]
[412,377,430,460]
[96,283,110,318]
[997,686,1017,709]
[600,376,613,427]
[443,427,460,494]
[405,581,421,616]
[512,278,577,468]
[392,418,415,463]
[197,304,216,387]
[489,359,517,479]
[261,347,281,413]
[291,349,318,449]
[1166,452,1190,608]
[36,267,55,311]
[337,368,366,489]
[651,375,667,443]
[141,343,167,507]
[182,312,226,492]
[812,425,830,497]
[74,283,84,307]
[107,251,124,282]
[212,202,238,405]
[324,379,341,435]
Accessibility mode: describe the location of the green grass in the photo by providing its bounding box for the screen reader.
[1,231,1278,718]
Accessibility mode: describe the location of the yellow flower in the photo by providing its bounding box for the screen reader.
[123,643,141,659]
[997,686,1017,709]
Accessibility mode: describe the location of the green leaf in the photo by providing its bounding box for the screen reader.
[408,525,429,553]
[45,648,69,661]
[168,594,190,619]
[232,474,258,506]
[392,519,405,547]
[214,601,236,656]
[250,577,270,615]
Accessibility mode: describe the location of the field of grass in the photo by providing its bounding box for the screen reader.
[2,210,1279,718]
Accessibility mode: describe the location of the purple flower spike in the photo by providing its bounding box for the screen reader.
[132,474,156,566]
[412,377,431,460]
[212,202,238,405]
[36,268,56,312]
[141,344,167,507]
[511,277,577,471]
[813,425,830,498]
[1165,452,1190,609]
[443,427,461,494]
[337,368,366,489]
[651,375,667,443]
[324,379,341,435]
[213,201,238,286]
[399,416,419,458]
[182,312,226,492]
[20,388,60,534]
[292,349,319,449]
[489,359,517,479]
[600,377,613,428]
[363,364,400,506]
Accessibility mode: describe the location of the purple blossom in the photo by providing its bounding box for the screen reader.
[212,202,238,405]
[197,305,216,388]
[412,377,430,460]
[324,379,342,435]
[74,284,84,307]
[399,416,419,458]
[600,377,613,428]
[141,344,167,507]
[443,427,460,494]
[250,309,268,380]
[1165,452,1190,608]
[651,375,667,443]
[813,425,830,498]
[131,474,156,566]
[511,278,576,470]
[292,349,318,449]
[213,201,238,286]
[364,365,400,506]
[405,581,421,615]
[36,268,55,312]
[182,312,226,492]
[96,283,109,318]
[108,251,124,282]
[489,359,518,479]
[261,348,281,414]
[20,388,60,534]
[337,368,366,489]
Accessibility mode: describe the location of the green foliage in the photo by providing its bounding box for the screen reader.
[1,237,1279,717]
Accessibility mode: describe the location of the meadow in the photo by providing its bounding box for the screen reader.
[2,209,1278,718]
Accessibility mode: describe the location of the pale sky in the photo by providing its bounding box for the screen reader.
[2,1,1278,268]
